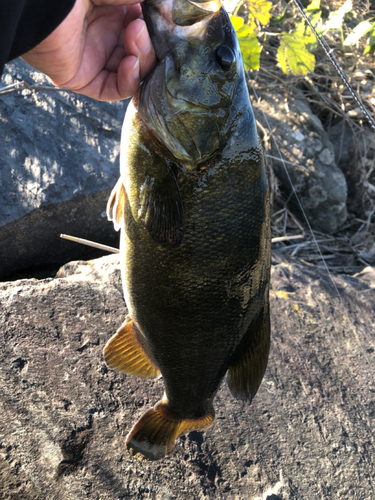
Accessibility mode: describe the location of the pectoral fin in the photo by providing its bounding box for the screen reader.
[104,316,160,379]
[138,167,184,247]
[107,178,127,231]
[227,301,270,402]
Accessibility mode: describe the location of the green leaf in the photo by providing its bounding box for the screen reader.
[247,0,272,26]
[364,26,375,54]
[294,7,321,48]
[278,33,316,75]
[239,34,261,70]
[304,12,321,50]
[230,15,261,70]
[230,15,245,31]
[237,23,255,37]
[306,0,321,13]
[295,20,306,36]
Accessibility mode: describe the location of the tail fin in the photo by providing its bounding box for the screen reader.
[126,400,214,460]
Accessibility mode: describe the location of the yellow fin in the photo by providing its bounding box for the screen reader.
[107,178,127,231]
[103,316,160,379]
[227,303,270,402]
[126,399,215,460]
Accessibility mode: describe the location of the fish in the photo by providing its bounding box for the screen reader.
[103,0,271,461]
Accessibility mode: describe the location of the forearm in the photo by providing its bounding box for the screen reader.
[0,0,76,77]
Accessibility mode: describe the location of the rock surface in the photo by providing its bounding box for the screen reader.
[1,60,352,281]
[253,92,348,234]
[0,59,127,280]
[1,253,374,499]
[327,119,375,216]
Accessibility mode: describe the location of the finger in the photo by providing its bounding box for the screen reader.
[123,19,156,81]
[123,3,143,26]
[73,54,140,101]
[59,5,126,88]
[105,44,126,72]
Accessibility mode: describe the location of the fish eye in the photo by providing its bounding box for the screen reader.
[215,45,236,71]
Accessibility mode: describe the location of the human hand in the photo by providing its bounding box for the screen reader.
[21,0,156,101]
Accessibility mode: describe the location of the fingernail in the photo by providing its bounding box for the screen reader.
[132,57,140,79]
[135,24,152,54]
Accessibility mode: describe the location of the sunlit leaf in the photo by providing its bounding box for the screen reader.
[247,0,272,26]
[239,34,261,70]
[323,0,352,33]
[237,23,256,37]
[230,15,261,70]
[309,11,322,31]
[336,0,352,16]
[306,0,321,13]
[295,20,306,36]
[304,12,322,50]
[295,8,321,49]
[278,33,316,75]
[364,25,375,54]
[344,20,372,46]
[230,15,245,31]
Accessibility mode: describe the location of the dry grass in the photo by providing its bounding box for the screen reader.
[246,0,375,273]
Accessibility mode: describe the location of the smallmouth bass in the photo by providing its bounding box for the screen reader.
[104,0,271,460]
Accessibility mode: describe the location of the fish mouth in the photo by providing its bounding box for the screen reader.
[142,0,222,60]
[172,0,222,26]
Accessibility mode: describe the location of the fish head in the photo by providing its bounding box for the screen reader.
[138,0,244,165]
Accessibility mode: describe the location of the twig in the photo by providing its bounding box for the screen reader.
[271,234,304,243]
[60,234,119,254]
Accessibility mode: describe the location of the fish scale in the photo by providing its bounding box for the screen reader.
[104,0,271,460]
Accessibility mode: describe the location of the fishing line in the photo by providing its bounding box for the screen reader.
[292,0,375,132]
[247,76,375,487]
[248,11,375,363]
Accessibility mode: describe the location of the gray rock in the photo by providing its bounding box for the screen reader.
[327,119,375,216]
[253,93,348,233]
[55,254,123,295]
[0,59,127,279]
[1,253,374,499]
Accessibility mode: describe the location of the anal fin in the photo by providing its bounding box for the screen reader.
[126,398,215,460]
[227,302,270,402]
[103,316,160,379]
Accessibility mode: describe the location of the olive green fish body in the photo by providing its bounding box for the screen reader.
[104,2,271,460]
